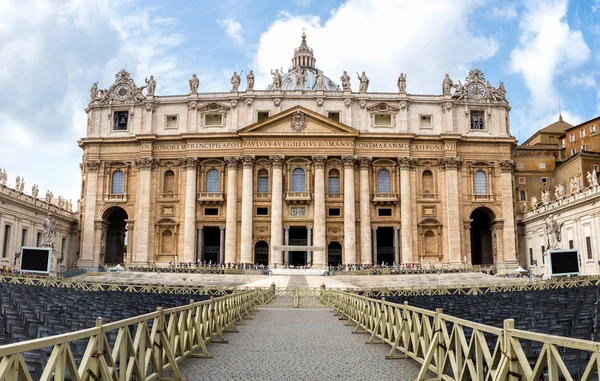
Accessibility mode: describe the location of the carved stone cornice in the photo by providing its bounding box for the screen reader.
[437,157,461,171]
[135,157,158,170]
[179,157,198,171]
[269,155,285,169]
[499,160,515,173]
[341,155,356,168]
[241,155,255,169]
[312,155,327,169]
[357,156,372,170]
[398,157,417,169]
[85,160,101,171]
[224,156,240,169]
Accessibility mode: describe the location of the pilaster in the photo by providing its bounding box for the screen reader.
[358,157,372,264]
[439,157,462,264]
[270,156,284,265]
[398,157,416,264]
[80,160,101,269]
[134,157,157,265]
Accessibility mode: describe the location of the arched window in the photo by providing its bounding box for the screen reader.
[206,169,220,193]
[161,230,173,254]
[474,170,487,195]
[328,169,340,194]
[111,170,124,194]
[163,170,175,194]
[422,170,433,195]
[292,168,305,192]
[377,169,390,193]
[257,169,269,193]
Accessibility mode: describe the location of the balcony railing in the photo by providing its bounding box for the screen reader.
[254,192,271,200]
[285,191,312,203]
[418,192,438,202]
[372,192,398,204]
[105,193,127,202]
[471,193,495,202]
[158,192,179,202]
[198,192,225,203]
[326,193,343,200]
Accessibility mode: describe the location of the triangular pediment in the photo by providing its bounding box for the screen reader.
[238,106,358,137]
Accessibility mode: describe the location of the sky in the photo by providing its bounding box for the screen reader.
[1,0,599,207]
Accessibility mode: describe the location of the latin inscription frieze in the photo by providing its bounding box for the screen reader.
[144,141,457,151]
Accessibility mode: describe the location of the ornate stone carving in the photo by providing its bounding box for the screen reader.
[570,176,579,193]
[328,227,341,234]
[230,99,238,109]
[90,82,98,102]
[398,157,417,169]
[367,102,399,113]
[316,98,323,108]
[188,101,197,110]
[341,156,356,168]
[437,157,461,170]
[530,195,538,209]
[103,69,146,103]
[498,160,514,172]
[31,184,39,198]
[245,98,253,108]
[0,168,6,185]
[41,214,56,249]
[179,157,198,170]
[290,206,307,217]
[273,98,281,107]
[545,215,564,249]
[86,160,101,171]
[316,70,324,90]
[145,103,156,113]
[441,102,452,113]
[344,99,352,109]
[241,155,255,168]
[359,100,366,110]
[357,71,369,92]
[256,226,268,233]
[269,155,284,168]
[290,111,307,132]
[189,74,199,93]
[312,155,327,168]
[442,74,453,95]
[224,156,240,168]
[136,157,158,170]
[449,68,507,103]
[541,190,550,205]
[587,170,599,187]
[399,101,409,111]
[45,190,53,203]
[357,157,371,170]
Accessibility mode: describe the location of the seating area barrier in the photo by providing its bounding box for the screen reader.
[324,290,600,381]
[0,289,263,381]
[353,264,496,275]
[126,265,245,274]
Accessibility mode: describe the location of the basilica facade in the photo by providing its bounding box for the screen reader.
[78,35,518,269]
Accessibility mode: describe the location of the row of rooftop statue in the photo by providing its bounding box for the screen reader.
[0,168,72,211]
[525,170,600,212]
[89,67,507,103]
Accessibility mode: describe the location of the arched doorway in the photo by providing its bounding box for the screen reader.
[470,208,494,265]
[254,241,269,265]
[102,207,128,265]
[327,242,342,266]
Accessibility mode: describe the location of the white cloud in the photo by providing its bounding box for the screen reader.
[568,73,596,88]
[593,0,600,12]
[217,18,244,45]
[252,0,498,94]
[490,5,518,19]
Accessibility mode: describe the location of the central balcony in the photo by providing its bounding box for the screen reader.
[254,192,271,201]
[158,192,179,202]
[372,192,398,204]
[198,192,225,204]
[105,193,127,203]
[285,191,312,203]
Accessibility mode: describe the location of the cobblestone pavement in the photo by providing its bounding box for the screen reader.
[177,306,421,381]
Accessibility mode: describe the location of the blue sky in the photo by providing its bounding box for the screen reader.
[0,0,599,204]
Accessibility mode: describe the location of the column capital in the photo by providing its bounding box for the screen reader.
[498,160,515,173]
[224,156,240,168]
[311,155,327,168]
[241,155,255,169]
[269,155,285,168]
[219,225,225,230]
[341,155,356,168]
[357,157,372,170]
[135,157,158,171]
[372,226,378,231]
[284,225,290,231]
[179,157,198,170]
[398,156,417,169]
[394,226,400,231]
[198,225,204,230]
[306,225,313,231]
[85,160,101,171]
[437,157,462,171]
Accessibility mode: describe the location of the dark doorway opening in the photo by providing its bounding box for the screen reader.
[470,208,494,265]
[202,227,220,264]
[103,207,128,265]
[327,241,342,266]
[289,226,307,266]
[376,227,394,265]
[254,241,269,265]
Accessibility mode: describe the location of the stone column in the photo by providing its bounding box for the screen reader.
[240,156,255,264]
[312,155,327,267]
[394,226,400,265]
[219,226,225,264]
[499,160,518,265]
[284,225,290,265]
[307,225,313,266]
[372,226,378,265]
[224,157,239,264]
[342,156,356,264]
[358,157,372,265]
[269,156,284,265]
[181,157,198,263]
[80,160,100,269]
[197,226,203,262]
[439,157,462,264]
[134,157,156,265]
[398,157,416,264]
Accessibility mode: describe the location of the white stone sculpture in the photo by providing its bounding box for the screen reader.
[442,74,453,95]
[189,74,199,93]
[246,70,254,91]
[397,73,406,93]
[554,185,561,200]
[57,196,64,209]
[593,169,599,187]
[295,66,305,89]
[271,69,281,90]
[41,213,56,248]
[15,176,21,191]
[0,168,6,186]
[68,199,73,212]
[145,75,156,96]
[521,200,527,213]
[316,70,324,91]
[230,71,240,92]
[541,190,550,204]
[357,71,369,92]
[45,190,53,204]
[570,177,579,193]
[530,195,538,209]
[340,71,351,91]
[90,82,98,101]
[31,184,39,198]
[544,215,563,250]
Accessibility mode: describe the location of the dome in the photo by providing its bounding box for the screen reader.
[266,33,341,91]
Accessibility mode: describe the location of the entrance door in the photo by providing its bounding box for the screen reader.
[103,207,128,265]
[376,227,394,265]
[202,227,220,264]
[289,226,307,266]
[254,241,269,265]
[327,242,342,266]
[470,208,494,265]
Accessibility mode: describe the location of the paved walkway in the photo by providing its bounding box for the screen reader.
[177,306,421,381]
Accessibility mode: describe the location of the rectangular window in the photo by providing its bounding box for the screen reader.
[571,148,577,156]
[257,177,269,193]
[518,177,526,184]
[113,111,129,131]
[594,165,599,172]
[257,111,270,123]
[37,232,42,247]
[328,208,341,217]
[166,115,178,129]
[374,114,392,126]
[582,144,588,151]
[256,207,269,216]
[420,115,432,129]
[541,245,545,264]
[328,177,340,194]
[61,238,66,255]
[470,111,485,130]
[378,208,392,217]
[21,229,27,247]
[540,177,548,184]
[2,225,11,258]
[205,114,223,126]
[591,125,597,133]
[327,112,340,123]
[539,163,546,169]
[570,134,575,143]
[516,163,524,169]
[519,190,526,201]
[569,240,574,249]
[580,130,586,138]
[586,236,593,260]
[204,208,219,216]
[529,248,533,265]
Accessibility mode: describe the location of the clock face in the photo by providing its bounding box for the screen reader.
[468,82,485,99]
[114,84,131,100]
